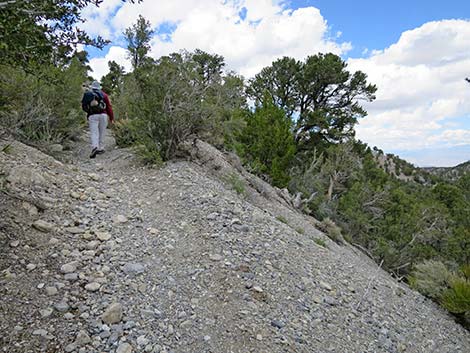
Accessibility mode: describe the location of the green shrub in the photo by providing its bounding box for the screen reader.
[317,218,345,244]
[276,215,288,224]
[225,173,246,195]
[441,278,470,314]
[0,57,87,146]
[409,260,452,300]
[2,99,82,144]
[314,238,327,248]
[134,142,163,166]
[113,118,142,147]
[402,165,414,176]
[113,51,245,162]
[236,96,295,188]
[295,227,305,234]
[460,264,470,280]
[343,233,353,244]
[223,109,246,151]
[113,118,164,166]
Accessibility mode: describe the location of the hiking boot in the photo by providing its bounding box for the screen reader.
[96,149,105,155]
[90,147,98,159]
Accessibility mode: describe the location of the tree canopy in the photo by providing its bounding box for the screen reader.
[124,14,154,70]
[101,61,125,95]
[0,0,139,69]
[247,53,377,150]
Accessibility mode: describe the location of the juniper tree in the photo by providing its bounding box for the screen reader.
[247,53,377,151]
[101,61,125,96]
[124,15,154,70]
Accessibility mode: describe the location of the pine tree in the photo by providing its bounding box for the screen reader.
[124,15,154,70]
[237,96,296,188]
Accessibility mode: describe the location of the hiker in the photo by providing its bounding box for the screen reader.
[81,81,114,158]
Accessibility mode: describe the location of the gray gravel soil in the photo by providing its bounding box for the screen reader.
[1,130,469,353]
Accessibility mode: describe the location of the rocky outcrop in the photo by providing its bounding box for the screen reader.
[0,133,469,353]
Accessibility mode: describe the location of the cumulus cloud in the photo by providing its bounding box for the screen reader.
[149,5,350,77]
[79,0,123,39]
[110,0,285,32]
[368,20,470,67]
[428,129,470,146]
[89,46,132,80]
[83,1,350,78]
[348,20,470,152]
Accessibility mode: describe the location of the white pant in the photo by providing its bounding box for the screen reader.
[88,114,108,150]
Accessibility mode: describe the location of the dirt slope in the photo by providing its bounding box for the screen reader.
[1,132,469,353]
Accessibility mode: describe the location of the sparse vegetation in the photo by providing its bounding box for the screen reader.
[134,143,163,167]
[113,118,141,148]
[225,173,246,195]
[410,261,470,327]
[317,218,345,244]
[314,238,327,248]
[1,144,12,154]
[409,260,452,300]
[0,57,88,147]
[276,215,288,224]
[441,277,470,315]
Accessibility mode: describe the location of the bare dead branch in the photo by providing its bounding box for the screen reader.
[356,259,384,310]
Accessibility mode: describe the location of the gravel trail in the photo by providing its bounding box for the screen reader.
[1,131,469,353]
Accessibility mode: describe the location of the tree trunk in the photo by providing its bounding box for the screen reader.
[327,175,334,201]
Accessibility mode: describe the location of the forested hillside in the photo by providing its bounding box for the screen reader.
[1,2,468,330]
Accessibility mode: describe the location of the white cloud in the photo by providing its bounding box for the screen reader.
[348,20,470,152]
[428,129,470,146]
[367,20,470,67]
[89,46,132,80]
[86,1,350,78]
[149,5,349,77]
[80,0,123,39]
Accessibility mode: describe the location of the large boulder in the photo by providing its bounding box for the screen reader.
[6,166,53,187]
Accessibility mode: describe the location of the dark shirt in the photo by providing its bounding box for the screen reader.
[81,89,114,122]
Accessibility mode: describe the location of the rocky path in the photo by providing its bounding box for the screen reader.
[1,131,469,353]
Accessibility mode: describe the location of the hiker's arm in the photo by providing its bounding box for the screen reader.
[81,95,89,113]
[103,93,114,123]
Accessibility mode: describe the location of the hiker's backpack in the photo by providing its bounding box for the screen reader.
[82,89,106,115]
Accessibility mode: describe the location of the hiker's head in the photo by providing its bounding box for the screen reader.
[91,81,101,90]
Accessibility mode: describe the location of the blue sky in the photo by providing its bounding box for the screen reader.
[292,0,470,55]
[81,0,470,167]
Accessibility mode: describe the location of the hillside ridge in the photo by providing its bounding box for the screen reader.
[1,132,469,353]
[423,160,470,181]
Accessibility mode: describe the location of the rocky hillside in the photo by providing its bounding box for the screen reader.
[423,160,470,181]
[1,132,469,353]
[374,152,415,182]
